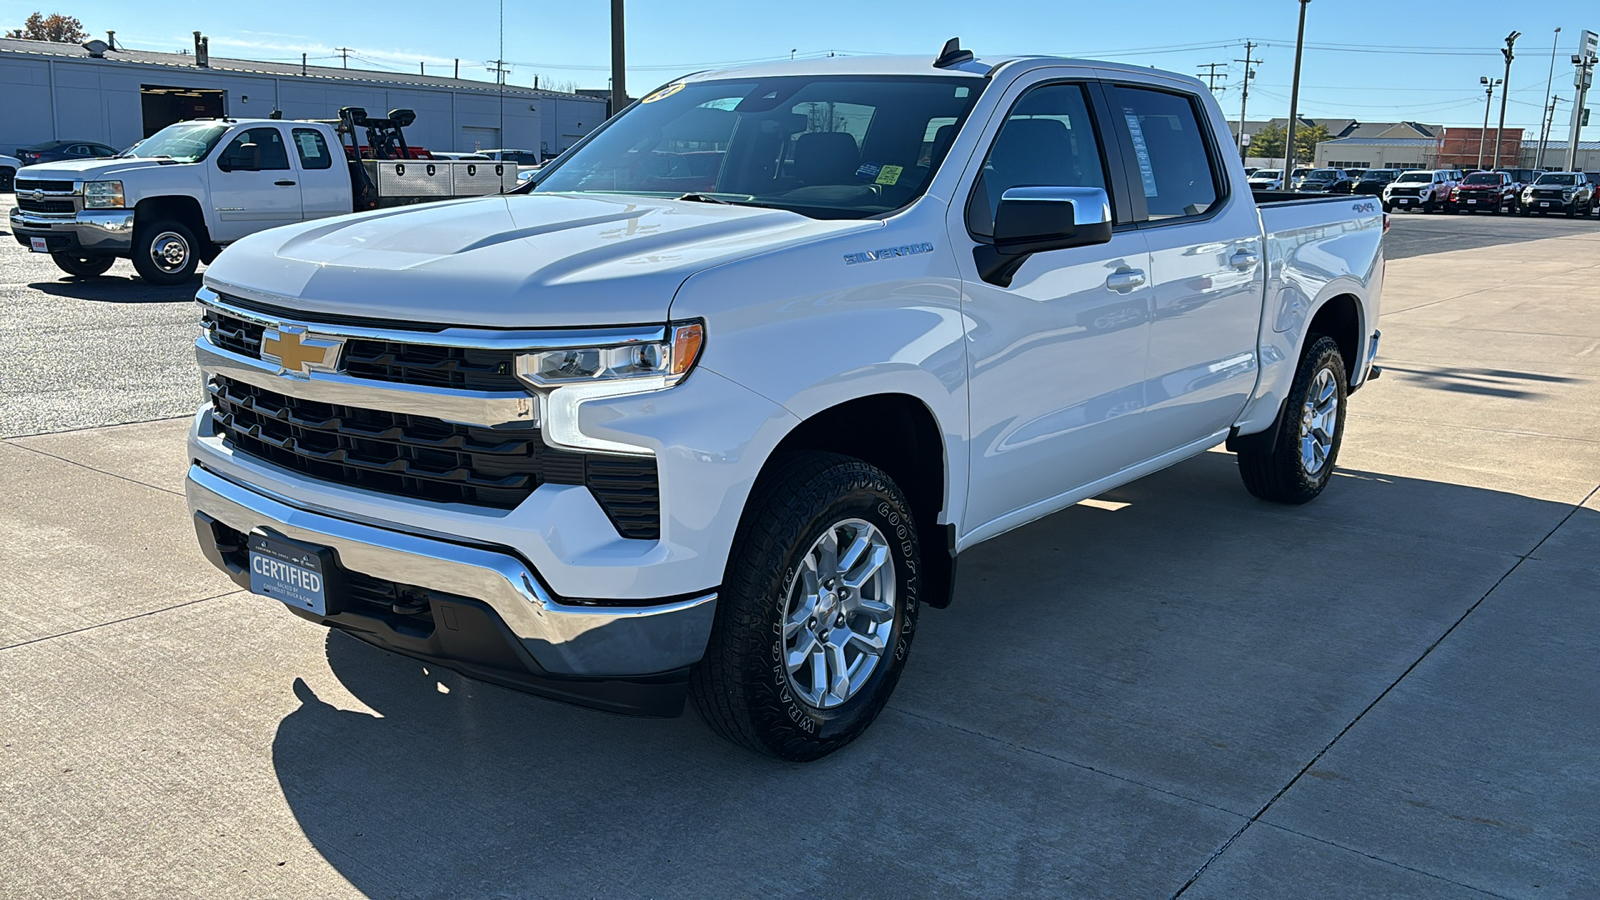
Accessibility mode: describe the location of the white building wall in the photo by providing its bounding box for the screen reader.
[0,51,601,156]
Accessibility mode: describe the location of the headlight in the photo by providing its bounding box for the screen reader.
[516,321,705,454]
[83,180,124,209]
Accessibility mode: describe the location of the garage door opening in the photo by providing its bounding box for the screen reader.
[141,86,227,137]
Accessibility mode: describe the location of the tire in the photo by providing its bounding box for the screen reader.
[1422,198,1435,213]
[691,451,921,761]
[1236,335,1348,505]
[0,166,14,192]
[51,252,114,277]
[131,219,199,285]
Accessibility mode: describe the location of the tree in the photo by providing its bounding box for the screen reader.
[1249,124,1286,160]
[6,12,88,42]
[1294,124,1331,164]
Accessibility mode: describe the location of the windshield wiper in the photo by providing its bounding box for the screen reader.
[675,192,734,205]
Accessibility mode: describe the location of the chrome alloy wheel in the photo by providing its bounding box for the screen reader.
[149,231,190,273]
[781,518,896,710]
[1300,367,1339,476]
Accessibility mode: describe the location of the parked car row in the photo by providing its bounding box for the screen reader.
[1381,167,1599,216]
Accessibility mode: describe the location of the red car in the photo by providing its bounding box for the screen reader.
[1449,171,1516,214]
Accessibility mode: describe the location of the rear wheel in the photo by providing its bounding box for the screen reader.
[51,252,114,278]
[130,219,199,285]
[1236,335,1348,505]
[691,452,921,761]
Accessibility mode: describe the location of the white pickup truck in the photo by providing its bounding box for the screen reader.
[184,45,1385,760]
[10,109,517,285]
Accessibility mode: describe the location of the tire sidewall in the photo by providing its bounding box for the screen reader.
[133,220,199,285]
[1288,337,1348,494]
[745,468,921,753]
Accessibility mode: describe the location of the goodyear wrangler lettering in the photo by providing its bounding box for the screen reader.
[843,242,935,265]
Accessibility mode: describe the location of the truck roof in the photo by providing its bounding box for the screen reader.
[676,53,1206,92]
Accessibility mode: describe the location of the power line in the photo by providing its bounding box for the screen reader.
[1197,62,1229,91]
[334,47,351,68]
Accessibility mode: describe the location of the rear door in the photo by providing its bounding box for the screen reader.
[1106,80,1264,447]
[207,125,303,242]
[290,127,351,218]
[953,73,1156,530]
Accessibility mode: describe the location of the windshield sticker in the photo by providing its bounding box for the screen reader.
[875,165,904,186]
[856,162,883,179]
[1122,111,1159,198]
[844,242,933,265]
[641,82,686,104]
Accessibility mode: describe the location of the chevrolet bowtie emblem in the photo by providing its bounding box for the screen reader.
[261,326,343,378]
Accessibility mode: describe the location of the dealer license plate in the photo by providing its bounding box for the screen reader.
[29,237,47,253]
[248,533,329,615]
[1467,199,1477,204]
[1540,201,1551,207]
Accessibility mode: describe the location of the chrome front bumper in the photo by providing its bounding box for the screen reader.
[185,464,717,679]
[9,207,137,252]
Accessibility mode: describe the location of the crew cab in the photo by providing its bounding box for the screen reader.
[1383,169,1453,212]
[1450,170,1516,214]
[10,109,518,285]
[1520,172,1597,217]
[184,46,1384,761]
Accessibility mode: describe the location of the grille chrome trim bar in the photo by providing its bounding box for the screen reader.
[196,338,540,428]
[197,287,668,352]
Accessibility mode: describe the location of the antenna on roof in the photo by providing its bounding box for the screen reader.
[934,37,973,69]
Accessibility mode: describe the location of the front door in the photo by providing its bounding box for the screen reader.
[208,125,303,243]
[953,77,1156,534]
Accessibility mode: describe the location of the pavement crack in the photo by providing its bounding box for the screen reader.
[1168,484,1594,898]
[3,434,187,496]
[0,591,241,653]
[1255,821,1517,900]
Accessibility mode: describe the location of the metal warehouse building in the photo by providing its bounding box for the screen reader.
[0,36,607,159]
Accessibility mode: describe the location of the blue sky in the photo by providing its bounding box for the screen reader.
[6,0,1596,140]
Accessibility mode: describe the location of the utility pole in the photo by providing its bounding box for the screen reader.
[610,0,627,116]
[1284,0,1311,171]
[1493,31,1520,168]
[454,58,460,79]
[1538,28,1562,170]
[336,47,351,68]
[301,52,307,77]
[1235,41,1258,156]
[1539,96,1563,168]
[1569,37,1598,173]
[498,0,505,145]
[1197,62,1228,92]
[1478,76,1500,169]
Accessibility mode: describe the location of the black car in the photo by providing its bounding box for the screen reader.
[1353,168,1400,197]
[1296,168,1354,194]
[14,140,118,166]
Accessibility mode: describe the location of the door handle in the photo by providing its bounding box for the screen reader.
[1229,250,1260,269]
[274,180,297,186]
[1106,269,1146,292]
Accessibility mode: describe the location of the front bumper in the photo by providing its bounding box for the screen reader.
[186,463,718,714]
[9,207,135,253]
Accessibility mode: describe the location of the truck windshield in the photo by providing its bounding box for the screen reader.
[1462,173,1500,185]
[126,122,232,162]
[1534,173,1579,185]
[532,75,985,219]
[1307,170,1336,180]
[1361,171,1396,180]
[1396,172,1431,183]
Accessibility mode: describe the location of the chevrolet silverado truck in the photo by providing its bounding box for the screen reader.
[10,109,516,285]
[185,44,1385,761]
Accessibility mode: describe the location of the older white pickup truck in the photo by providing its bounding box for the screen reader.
[10,109,517,285]
[185,43,1384,760]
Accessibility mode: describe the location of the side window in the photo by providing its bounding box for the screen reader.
[219,127,291,171]
[1110,85,1221,220]
[966,83,1109,238]
[292,128,333,170]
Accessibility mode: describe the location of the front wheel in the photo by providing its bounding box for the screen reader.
[51,252,115,278]
[1236,335,1348,505]
[131,219,200,285]
[691,452,921,761]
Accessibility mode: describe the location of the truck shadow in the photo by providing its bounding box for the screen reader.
[1382,363,1583,400]
[27,277,201,304]
[269,450,1596,896]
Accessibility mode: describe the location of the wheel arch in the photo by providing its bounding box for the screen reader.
[1306,291,1362,388]
[133,194,212,248]
[756,392,958,609]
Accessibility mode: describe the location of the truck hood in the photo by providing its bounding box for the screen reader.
[15,158,188,180]
[204,193,876,328]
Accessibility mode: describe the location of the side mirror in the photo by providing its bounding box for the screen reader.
[977,186,1114,287]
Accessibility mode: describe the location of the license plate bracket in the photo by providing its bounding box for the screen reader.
[248,532,343,616]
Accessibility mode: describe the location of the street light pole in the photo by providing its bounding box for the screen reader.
[1537,27,1562,169]
[1570,49,1597,173]
[1493,31,1519,168]
[1283,0,1311,172]
[1478,77,1498,169]
[610,0,627,117]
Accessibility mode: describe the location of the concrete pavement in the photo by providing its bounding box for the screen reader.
[2,227,1597,898]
